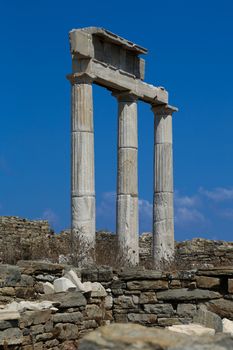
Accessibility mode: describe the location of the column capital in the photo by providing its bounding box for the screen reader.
[112,90,138,102]
[151,104,178,116]
[67,72,95,85]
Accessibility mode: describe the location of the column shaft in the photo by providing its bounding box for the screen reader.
[71,79,95,253]
[152,105,177,264]
[116,94,139,265]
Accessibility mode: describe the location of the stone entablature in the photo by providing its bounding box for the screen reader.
[67,27,178,265]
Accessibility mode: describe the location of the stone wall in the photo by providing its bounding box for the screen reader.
[1,216,233,268]
[1,261,233,348]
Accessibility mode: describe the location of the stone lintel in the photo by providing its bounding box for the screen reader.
[67,72,95,85]
[112,90,138,102]
[152,104,178,115]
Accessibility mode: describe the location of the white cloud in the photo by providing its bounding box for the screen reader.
[96,191,116,217]
[41,209,59,227]
[199,187,233,202]
[174,191,205,227]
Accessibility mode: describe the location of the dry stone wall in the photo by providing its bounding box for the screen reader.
[2,261,233,348]
[1,216,233,268]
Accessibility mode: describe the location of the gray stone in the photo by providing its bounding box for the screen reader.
[0,264,21,287]
[17,260,63,275]
[139,292,157,304]
[127,279,168,291]
[119,269,163,281]
[127,313,157,325]
[196,276,220,289]
[40,291,87,308]
[0,327,23,345]
[207,299,233,320]
[193,306,223,332]
[144,303,174,317]
[177,303,197,317]
[157,288,221,301]
[54,322,79,340]
[52,311,83,323]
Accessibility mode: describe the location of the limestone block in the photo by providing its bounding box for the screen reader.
[153,192,173,221]
[207,299,233,319]
[53,277,76,293]
[114,295,135,308]
[72,131,95,196]
[0,310,20,321]
[52,311,83,324]
[223,318,233,335]
[118,101,138,149]
[54,323,79,340]
[167,323,215,336]
[91,282,107,297]
[117,148,138,195]
[72,82,93,132]
[85,304,103,321]
[154,143,173,192]
[127,313,157,325]
[139,292,157,304]
[64,269,86,292]
[43,282,55,294]
[154,114,172,144]
[40,291,87,308]
[104,295,113,310]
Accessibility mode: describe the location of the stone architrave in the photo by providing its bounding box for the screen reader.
[152,105,177,265]
[68,73,96,257]
[114,92,139,266]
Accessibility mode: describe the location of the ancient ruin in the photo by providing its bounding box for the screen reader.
[67,27,178,265]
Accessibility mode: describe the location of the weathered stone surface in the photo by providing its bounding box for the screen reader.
[17,260,63,275]
[119,269,163,281]
[0,264,21,286]
[177,303,197,317]
[54,277,76,293]
[127,313,157,325]
[52,311,83,324]
[139,292,157,304]
[157,317,184,326]
[168,323,215,336]
[144,303,174,317]
[40,291,87,308]
[20,310,51,327]
[207,299,233,320]
[114,295,136,309]
[127,280,168,291]
[157,288,221,301]
[193,306,223,332]
[79,323,233,350]
[196,276,220,289]
[91,282,107,297]
[0,327,23,345]
[64,269,86,292]
[43,281,55,294]
[0,310,20,321]
[197,267,233,277]
[228,279,233,293]
[54,322,79,340]
[223,318,233,335]
[85,304,103,322]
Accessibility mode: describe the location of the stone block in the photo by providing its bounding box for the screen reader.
[0,327,23,345]
[157,288,221,301]
[0,264,21,287]
[127,313,157,325]
[91,282,107,297]
[43,281,55,294]
[228,279,233,293]
[196,276,220,289]
[157,318,183,327]
[139,292,157,304]
[52,311,83,324]
[119,269,163,281]
[17,260,63,275]
[222,318,233,335]
[167,323,215,336]
[114,295,135,309]
[127,280,168,291]
[53,277,76,293]
[40,291,87,308]
[54,323,79,340]
[20,310,51,327]
[85,304,103,322]
[193,306,222,332]
[144,303,174,317]
[207,299,233,320]
[64,269,85,292]
[177,303,197,317]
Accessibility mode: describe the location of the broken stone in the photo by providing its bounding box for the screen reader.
[168,323,215,336]
[91,282,107,297]
[64,269,86,292]
[222,318,233,335]
[193,305,223,332]
[43,281,55,294]
[53,277,76,293]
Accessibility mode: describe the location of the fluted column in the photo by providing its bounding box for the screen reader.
[114,91,139,266]
[152,104,177,265]
[68,73,95,258]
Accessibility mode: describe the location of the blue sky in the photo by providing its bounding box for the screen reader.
[0,0,233,241]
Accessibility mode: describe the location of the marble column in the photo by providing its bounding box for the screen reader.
[114,92,139,266]
[68,73,95,257]
[152,104,177,265]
